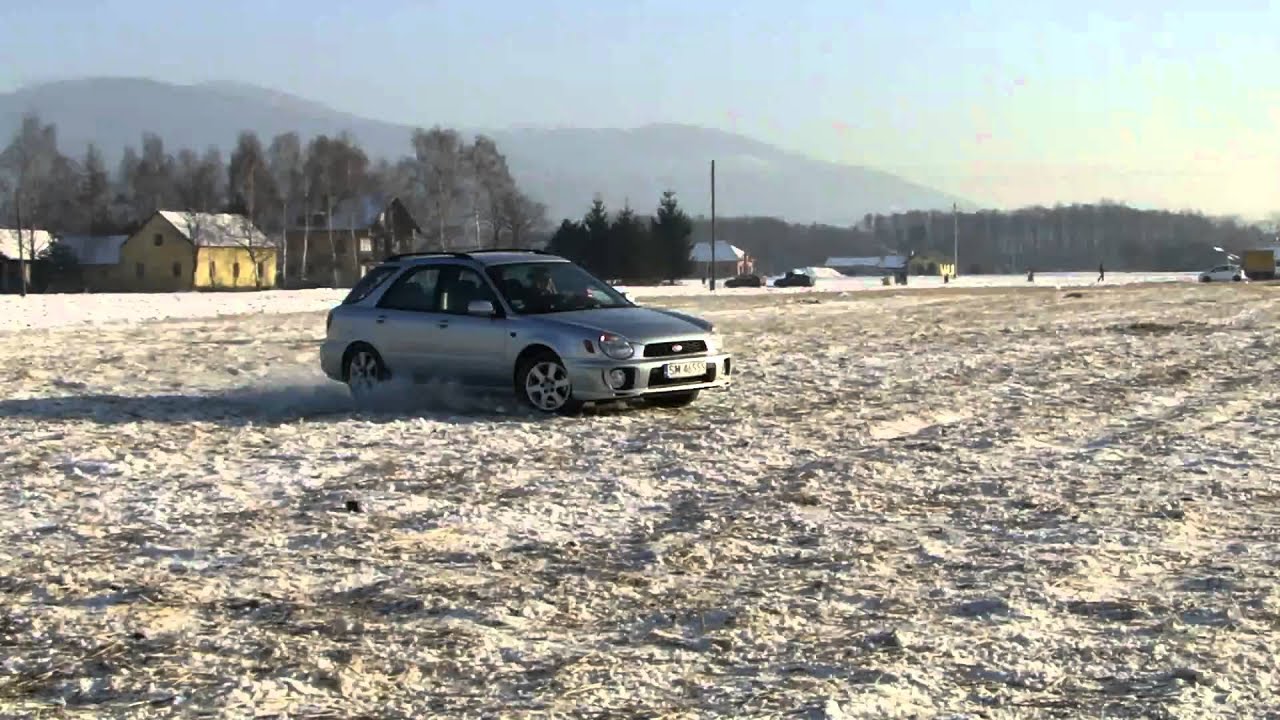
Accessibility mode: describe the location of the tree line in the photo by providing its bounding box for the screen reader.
[547,192,694,283]
[0,112,551,269]
[691,204,1275,275]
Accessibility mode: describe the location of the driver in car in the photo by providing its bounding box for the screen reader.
[530,267,556,296]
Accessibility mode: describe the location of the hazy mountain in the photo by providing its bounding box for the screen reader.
[0,77,972,226]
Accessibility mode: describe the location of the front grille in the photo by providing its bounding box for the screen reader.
[643,340,708,358]
[649,364,718,388]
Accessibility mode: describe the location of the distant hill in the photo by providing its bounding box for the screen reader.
[0,77,972,226]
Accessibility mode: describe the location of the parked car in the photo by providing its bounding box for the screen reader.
[321,249,732,413]
[724,273,764,288]
[773,270,815,288]
[1199,264,1246,282]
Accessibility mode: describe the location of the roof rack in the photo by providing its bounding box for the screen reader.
[382,247,555,263]
[463,247,553,255]
[382,251,469,263]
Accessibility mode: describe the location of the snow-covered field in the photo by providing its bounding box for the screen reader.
[0,271,1196,333]
[2,281,1278,717]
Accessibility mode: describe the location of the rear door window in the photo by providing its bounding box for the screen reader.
[377,266,443,312]
[343,265,399,304]
[438,266,500,315]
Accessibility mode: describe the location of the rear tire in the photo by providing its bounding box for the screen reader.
[517,352,583,415]
[648,390,700,408]
[344,345,388,400]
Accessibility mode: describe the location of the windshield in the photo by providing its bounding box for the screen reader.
[487,261,631,315]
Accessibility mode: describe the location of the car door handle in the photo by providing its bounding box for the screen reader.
[375,315,387,324]
[437,320,449,328]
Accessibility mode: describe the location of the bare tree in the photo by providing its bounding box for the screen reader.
[232,210,271,289]
[410,127,466,251]
[304,136,339,287]
[1,113,64,296]
[229,132,279,288]
[268,132,302,286]
[180,210,212,289]
[465,135,516,248]
[129,133,177,220]
[298,171,313,285]
[174,148,225,281]
[494,187,550,248]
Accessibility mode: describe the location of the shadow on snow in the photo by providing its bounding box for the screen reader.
[0,379,562,427]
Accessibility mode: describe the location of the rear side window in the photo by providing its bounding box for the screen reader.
[377,266,443,312]
[342,265,399,304]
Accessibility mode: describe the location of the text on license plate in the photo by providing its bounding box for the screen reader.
[665,361,707,379]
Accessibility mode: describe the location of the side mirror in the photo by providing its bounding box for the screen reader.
[467,299,497,317]
[619,291,633,303]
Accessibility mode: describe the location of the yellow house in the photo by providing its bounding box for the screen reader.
[107,211,278,292]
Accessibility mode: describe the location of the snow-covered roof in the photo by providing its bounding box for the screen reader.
[57,235,129,265]
[0,229,53,261]
[158,211,272,248]
[690,241,745,262]
[289,194,420,233]
[825,255,908,269]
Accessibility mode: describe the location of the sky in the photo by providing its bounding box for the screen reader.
[2,0,1278,218]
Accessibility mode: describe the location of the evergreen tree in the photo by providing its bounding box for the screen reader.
[611,203,650,280]
[76,144,111,234]
[582,197,612,277]
[650,190,693,282]
[547,219,589,264]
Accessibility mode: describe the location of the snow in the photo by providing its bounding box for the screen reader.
[157,210,271,248]
[825,255,908,269]
[689,240,746,261]
[1,280,1277,717]
[0,229,53,260]
[0,271,1198,333]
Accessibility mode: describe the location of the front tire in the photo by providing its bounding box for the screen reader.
[648,390,700,408]
[517,352,583,415]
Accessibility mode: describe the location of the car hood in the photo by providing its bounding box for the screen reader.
[532,306,711,341]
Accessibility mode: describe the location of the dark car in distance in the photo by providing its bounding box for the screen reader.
[723,273,764,288]
[772,270,815,288]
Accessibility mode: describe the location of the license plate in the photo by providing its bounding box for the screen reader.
[664,361,707,379]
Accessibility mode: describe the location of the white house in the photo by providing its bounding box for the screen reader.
[825,254,908,276]
[690,240,754,278]
[0,228,54,293]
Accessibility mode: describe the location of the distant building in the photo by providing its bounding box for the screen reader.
[57,235,129,291]
[0,229,53,293]
[825,254,908,276]
[691,240,754,278]
[59,211,277,292]
[284,194,423,288]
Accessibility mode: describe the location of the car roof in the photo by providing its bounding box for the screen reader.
[385,249,570,268]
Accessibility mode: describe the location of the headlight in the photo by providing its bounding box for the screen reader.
[598,333,634,360]
[705,333,724,353]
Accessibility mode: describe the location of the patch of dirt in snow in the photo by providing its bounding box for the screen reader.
[2,283,1279,718]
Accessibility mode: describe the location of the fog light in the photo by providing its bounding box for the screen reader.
[607,369,628,389]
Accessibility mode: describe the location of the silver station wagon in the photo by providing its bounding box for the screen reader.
[320,249,732,413]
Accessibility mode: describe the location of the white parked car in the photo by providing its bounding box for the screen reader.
[1199,264,1245,282]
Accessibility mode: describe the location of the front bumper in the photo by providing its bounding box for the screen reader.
[565,353,733,401]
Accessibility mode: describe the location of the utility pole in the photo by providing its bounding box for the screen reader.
[710,160,717,291]
[952,202,959,278]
